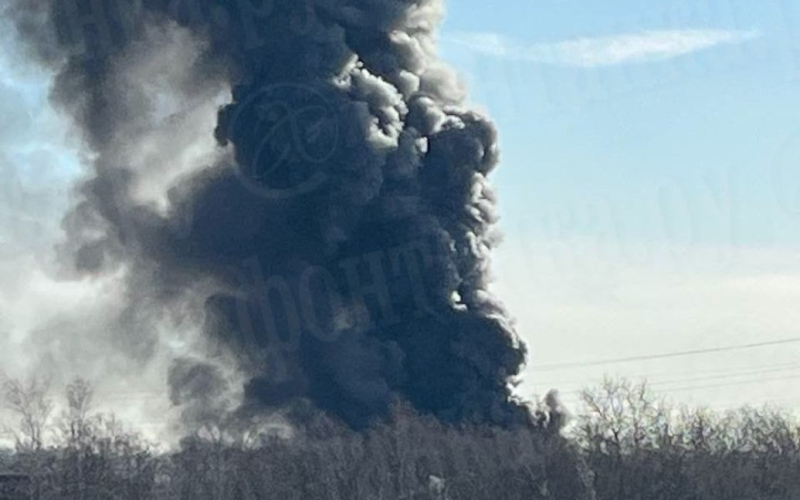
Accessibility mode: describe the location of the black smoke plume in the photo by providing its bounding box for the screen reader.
[8,0,530,429]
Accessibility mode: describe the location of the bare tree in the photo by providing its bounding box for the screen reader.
[3,378,53,451]
[57,377,95,448]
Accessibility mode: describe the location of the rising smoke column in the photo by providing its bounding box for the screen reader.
[9,0,530,428]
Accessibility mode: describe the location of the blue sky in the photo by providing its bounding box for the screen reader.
[440,0,800,245]
[0,0,799,430]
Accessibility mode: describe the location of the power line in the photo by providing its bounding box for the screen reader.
[662,374,800,394]
[541,371,800,401]
[534,363,800,397]
[530,337,800,371]
[529,360,800,388]
[651,364,800,388]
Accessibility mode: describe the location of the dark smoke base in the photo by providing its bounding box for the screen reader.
[9,0,531,429]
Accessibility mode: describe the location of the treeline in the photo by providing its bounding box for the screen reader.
[0,378,586,500]
[1,377,799,500]
[573,378,800,500]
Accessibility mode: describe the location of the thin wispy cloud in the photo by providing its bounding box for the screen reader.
[444,29,760,68]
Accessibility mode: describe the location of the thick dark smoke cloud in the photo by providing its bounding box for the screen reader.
[8,0,530,429]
